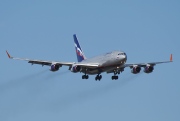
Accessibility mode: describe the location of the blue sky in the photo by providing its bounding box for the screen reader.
[0,0,179,121]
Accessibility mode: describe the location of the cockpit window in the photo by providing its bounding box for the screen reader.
[118,53,126,55]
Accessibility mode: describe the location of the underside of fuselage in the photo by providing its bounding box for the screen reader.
[81,63,125,75]
[81,68,112,75]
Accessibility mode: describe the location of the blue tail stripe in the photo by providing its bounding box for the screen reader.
[73,34,85,62]
[73,35,81,49]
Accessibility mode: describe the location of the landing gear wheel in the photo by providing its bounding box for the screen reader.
[82,75,85,79]
[112,76,118,80]
[115,76,118,80]
[95,74,102,81]
[99,75,102,80]
[82,75,89,79]
[85,75,89,79]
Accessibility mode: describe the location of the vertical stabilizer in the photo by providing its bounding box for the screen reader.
[73,34,86,62]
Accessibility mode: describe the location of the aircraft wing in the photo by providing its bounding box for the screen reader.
[6,51,99,68]
[123,54,173,68]
[124,61,172,68]
[106,54,172,73]
[6,51,73,66]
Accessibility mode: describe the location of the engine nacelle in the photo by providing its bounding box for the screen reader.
[50,64,60,72]
[71,65,81,73]
[144,65,154,73]
[131,66,141,74]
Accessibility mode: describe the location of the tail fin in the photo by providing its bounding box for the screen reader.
[73,34,86,62]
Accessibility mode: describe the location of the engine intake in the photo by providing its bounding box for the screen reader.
[51,64,60,71]
[131,66,141,74]
[144,66,154,73]
[71,65,81,73]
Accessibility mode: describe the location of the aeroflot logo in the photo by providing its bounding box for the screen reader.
[75,44,84,57]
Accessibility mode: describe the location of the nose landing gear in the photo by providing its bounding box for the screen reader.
[112,75,118,80]
[112,70,120,80]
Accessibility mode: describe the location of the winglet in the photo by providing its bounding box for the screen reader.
[170,54,173,62]
[6,50,12,59]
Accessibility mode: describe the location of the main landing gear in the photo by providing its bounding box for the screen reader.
[95,74,102,81]
[82,74,102,81]
[82,68,89,79]
[82,75,89,79]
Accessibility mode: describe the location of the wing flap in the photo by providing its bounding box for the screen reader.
[28,61,51,66]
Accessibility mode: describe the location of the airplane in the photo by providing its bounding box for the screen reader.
[6,34,173,81]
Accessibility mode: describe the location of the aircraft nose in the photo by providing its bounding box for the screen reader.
[121,54,127,61]
[124,53,127,60]
[117,52,127,61]
[125,54,127,60]
[122,55,127,61]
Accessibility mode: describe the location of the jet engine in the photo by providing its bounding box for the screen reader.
[131,66,141,74]
[144,65,154,73]
[71,65,81,73]
[50,64,60,71]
